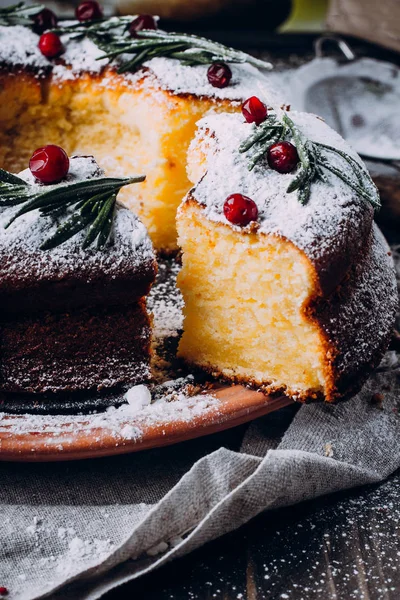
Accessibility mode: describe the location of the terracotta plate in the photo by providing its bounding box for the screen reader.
[0,387,292,462]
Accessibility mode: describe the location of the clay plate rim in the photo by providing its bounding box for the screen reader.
[0,386,293,462]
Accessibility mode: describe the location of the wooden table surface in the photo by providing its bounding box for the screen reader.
[106,469,400,599]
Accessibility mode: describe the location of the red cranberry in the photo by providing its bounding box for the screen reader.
[75,1,103,22]
[223,193,258,227]
[29,145,70,184]
[38,32,64,59]
[0,588,8,596]
[242,96,268,125]
[129,14,157,37]
[32,8,58,34]
[267,141,299,174]
[207,63,232,89]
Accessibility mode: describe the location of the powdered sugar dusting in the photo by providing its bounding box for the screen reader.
[142,57,280,103]
[0,380,220,443]
[0,25,48,69]
[58,34,108,74]
[0,23,278,103]
[185,111,398,394]
[186,111,374,286]
[0,156,155,286]
[319,224,398,384]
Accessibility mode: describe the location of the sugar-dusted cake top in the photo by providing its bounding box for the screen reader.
[0,155,155,295]
[0,18,280,104]
[186,110,377,294]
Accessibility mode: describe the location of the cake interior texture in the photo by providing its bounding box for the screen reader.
[0,301,152,393]
[0,72,235,252]
[177,203,326,399]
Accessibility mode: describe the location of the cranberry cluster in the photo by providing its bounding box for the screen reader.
[223,96,299,227]
[241,96,299,172]
[36,1,104,58]
[33,3,235,90]
[36,4,161,61]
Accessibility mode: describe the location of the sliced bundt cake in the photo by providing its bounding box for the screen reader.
[177,105,398,402]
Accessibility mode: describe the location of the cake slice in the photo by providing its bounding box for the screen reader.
[0,154,157,393]
[177,108,398,402]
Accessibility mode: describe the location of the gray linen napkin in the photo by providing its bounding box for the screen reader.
[0,246,399,600]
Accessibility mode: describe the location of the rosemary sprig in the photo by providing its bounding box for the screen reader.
[239,112,380,210]
[0,2,44,27]
[1,3,271,73]
[51,15,271,74]
[1,170,145,250]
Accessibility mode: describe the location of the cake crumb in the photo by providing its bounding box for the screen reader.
[370,393,384,408]
[124,384,152,413]
[146,541,169,556]
[324,443,334,458]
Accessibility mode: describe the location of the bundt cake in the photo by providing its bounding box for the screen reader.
[0,151,157,393]
[0,3,397,404]
[0,4,275,253]
[177,106,398,402]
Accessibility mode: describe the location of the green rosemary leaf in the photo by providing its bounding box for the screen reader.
[0,168,28,187]
[136,30,269,69]
[0,186,30,206]
[239,120,282,153]
[247,130,284,171]
[5,175,144,227]
[40,194,107,250]
[316,142,380,193]
[0,165,146,250]
[0,2,44,27]
[316,143,364,170]
[286,167,310,194]
[38,198,76,216]
[83,193,116,248]
[97,201,115,249]
[319,160,381,209]
[298,180,311,205]
[240,110,380,210]
[116,48,151,73]
[52,17,271,73]
[170,49,215,66]
[40,210,94,250]
[282,114,310,172]
[315,166,329,184]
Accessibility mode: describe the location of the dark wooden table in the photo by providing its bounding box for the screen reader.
[104,32,400,600]
[106,469,400,599]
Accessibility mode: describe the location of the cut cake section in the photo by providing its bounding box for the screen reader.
[0,155,157,393]
[177,112,398,402]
